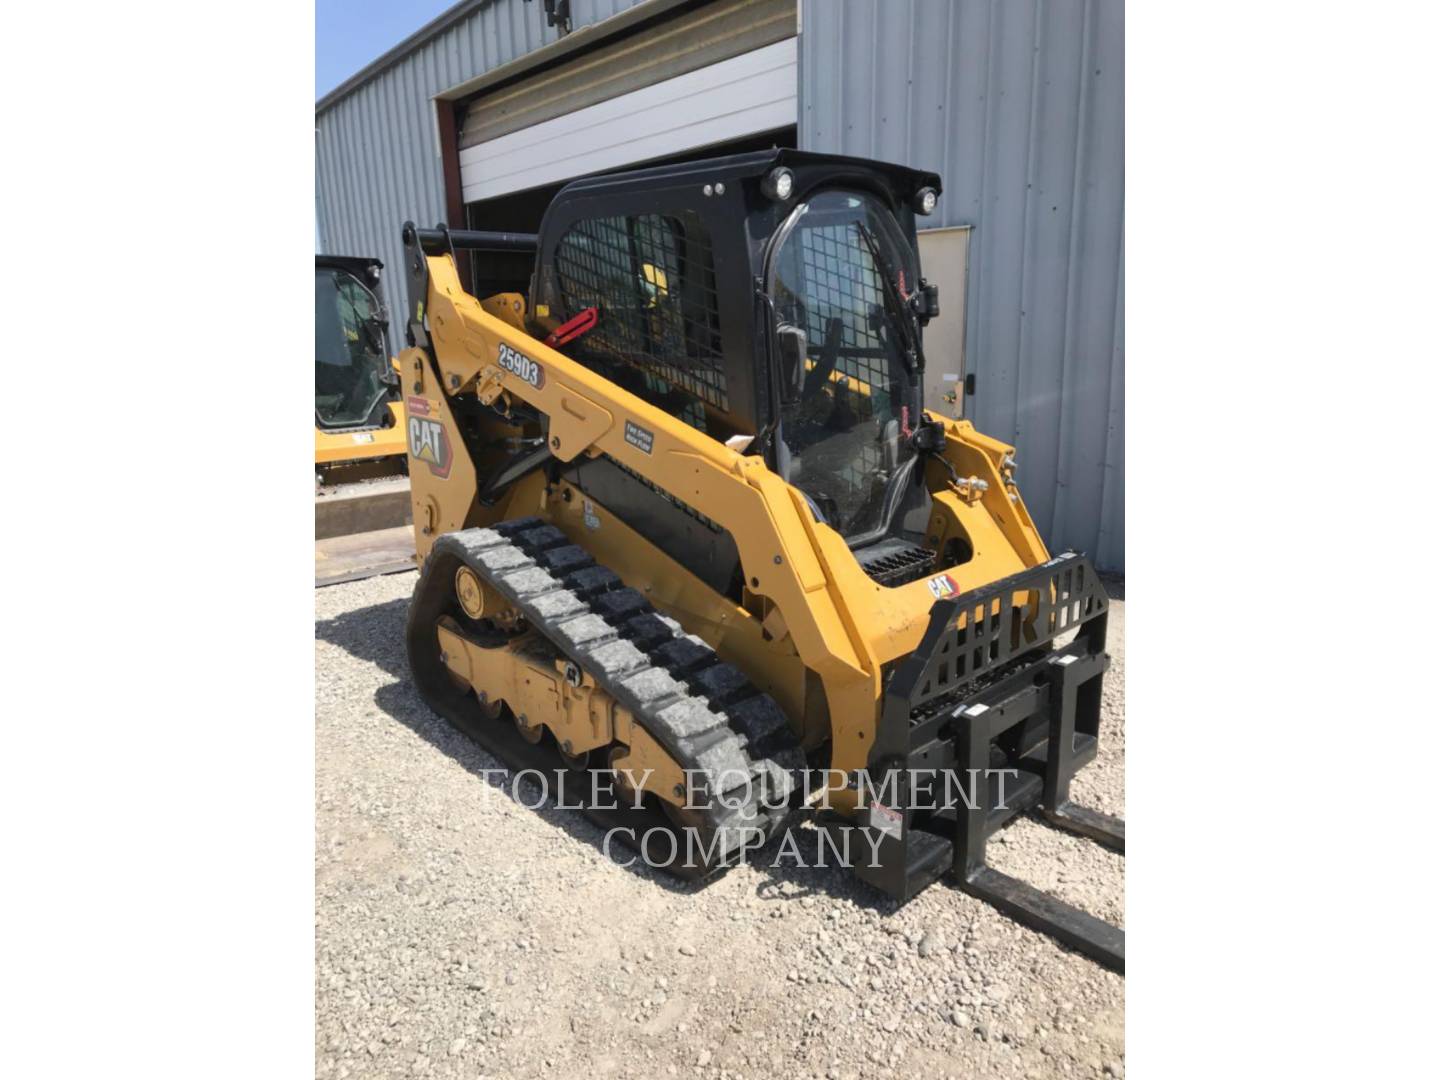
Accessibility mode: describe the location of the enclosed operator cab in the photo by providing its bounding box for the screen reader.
[527,149,944,592]
[315,254,406,482]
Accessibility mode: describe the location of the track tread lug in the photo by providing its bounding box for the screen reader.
[529,590,588,621]
[655,697,724,739]
[691,736,755,792]
[552,613,617,651]
[495,516,544,536]
[515,524,568,550]
[617,666,687,707]
[471,545,534,574]
[621,612,679,650]
[592,588,649,621]
[725,695,790,754]
[653,635,715,674]
[495,566,560,598]
[453,527,507,552]
[689,663,751,705]
[540,544,594,574]
[587,638,648,677]
[566,566,622,598]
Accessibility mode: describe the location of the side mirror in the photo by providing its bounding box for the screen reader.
[776,323,807,406]
[916,280,940,325]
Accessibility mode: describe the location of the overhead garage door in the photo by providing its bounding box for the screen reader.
[457,0,796,203]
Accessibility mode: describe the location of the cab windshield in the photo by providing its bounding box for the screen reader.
[315,267,389,429]
[768,189,922,540]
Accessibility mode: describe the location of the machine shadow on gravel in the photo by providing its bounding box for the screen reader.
[316,592,413,682]
[321,592,703,895]
[319,592,899,912]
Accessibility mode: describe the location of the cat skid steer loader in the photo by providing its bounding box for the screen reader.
[400,150,1123,970]
[315,255,406,484]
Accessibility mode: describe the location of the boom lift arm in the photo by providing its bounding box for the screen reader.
[401,228,882,772]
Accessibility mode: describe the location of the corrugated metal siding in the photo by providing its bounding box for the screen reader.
[315,0,655,358]
[801,0,1124,570]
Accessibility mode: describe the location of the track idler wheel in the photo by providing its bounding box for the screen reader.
[513,710,544,744]
[557,741,590,773]
[476,692,504,723]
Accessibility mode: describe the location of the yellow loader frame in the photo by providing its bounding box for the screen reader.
[402,250,1051,799]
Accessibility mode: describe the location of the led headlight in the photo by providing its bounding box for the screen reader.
[913,187,938,215]
[763,167,795,202]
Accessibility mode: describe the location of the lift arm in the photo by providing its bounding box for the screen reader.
[402,236,886,766]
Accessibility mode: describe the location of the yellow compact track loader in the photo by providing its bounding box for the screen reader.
[400,150,1123,970]
[315,255,407,483]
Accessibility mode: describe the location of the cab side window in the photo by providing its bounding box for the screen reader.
[552,212,726,434]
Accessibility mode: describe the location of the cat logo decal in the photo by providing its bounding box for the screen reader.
[926,573,961,600]
[408,416,452,478]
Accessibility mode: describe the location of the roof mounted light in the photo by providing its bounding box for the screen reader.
[913,187,939,215]
[763,167,795,202]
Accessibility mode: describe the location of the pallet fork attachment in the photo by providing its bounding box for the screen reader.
[949,664,1126,973]
[819,554,1125,972]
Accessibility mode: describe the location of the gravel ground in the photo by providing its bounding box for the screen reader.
[316,572,1125,1080]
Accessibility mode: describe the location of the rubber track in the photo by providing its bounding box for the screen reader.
[431,519,805,866]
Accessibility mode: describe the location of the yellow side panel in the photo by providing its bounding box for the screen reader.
[314,401,407,465]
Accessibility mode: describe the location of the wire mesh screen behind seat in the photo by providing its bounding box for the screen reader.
[553,213,728,432]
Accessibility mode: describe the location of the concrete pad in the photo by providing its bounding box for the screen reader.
[315,477,413,540]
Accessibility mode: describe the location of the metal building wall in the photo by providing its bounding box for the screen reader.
[315,0,654,357]
[801,0,1124,570]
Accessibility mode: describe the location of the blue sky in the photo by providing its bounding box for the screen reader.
[316,0,458,100]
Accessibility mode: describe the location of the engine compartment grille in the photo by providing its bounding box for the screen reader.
[855,538,937,587]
